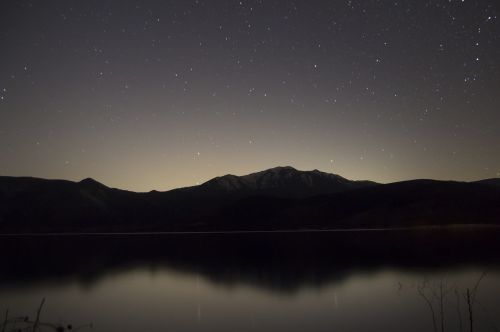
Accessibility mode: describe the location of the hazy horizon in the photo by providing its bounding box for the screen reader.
[3,164,499,192]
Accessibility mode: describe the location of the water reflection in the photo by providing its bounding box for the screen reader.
[0,229,499,332]
[1,229,499,291]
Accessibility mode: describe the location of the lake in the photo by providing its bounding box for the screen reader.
[1,228,499,332]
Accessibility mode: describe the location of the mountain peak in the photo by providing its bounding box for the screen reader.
[267,166,297,172]
[197,166,377,198]
[79,178,106,188]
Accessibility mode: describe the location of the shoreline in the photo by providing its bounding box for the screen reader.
[1,224,499,236]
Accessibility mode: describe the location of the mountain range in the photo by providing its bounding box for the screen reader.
[0,166,499,232]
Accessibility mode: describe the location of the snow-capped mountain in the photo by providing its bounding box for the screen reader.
[195,166,378,198]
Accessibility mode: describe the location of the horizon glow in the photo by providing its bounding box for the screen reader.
[1,1,499,191]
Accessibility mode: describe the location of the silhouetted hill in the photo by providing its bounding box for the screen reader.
[164,166,377,199]
[209,179,500,231]
[474,178,500,188]
[0,176,155,231]
[0,170,499,233]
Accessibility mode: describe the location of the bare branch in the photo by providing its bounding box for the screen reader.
[454,288,463,332]
[471,271,487,304]
[466,288,473,332]
[32,298,45,332]
[439,281,445,332]
[1,309,8,332]
[418,284,438,332]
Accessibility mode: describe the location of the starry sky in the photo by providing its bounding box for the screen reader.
[0,0,499,192]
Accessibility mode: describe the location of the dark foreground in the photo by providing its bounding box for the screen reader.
[0,229,500,331]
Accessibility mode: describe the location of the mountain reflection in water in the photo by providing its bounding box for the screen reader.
[0,228,499,332]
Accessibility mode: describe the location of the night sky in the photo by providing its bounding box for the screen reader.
[1,0,499,191]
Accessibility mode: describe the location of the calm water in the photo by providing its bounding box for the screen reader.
[1,229,500,332]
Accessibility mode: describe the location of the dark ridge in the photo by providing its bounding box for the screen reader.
[0,169,499,233]
[474,178,500,188]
